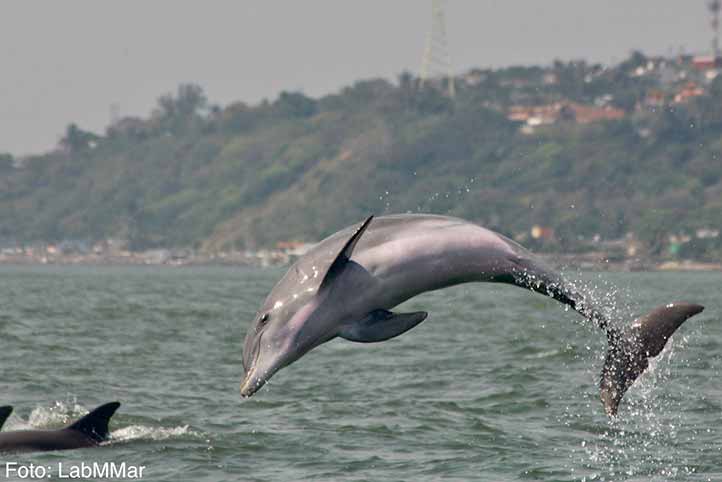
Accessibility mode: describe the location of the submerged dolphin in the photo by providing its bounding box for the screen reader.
[0,406,12,430]
[0,402,120,453]
[240,214,704,415]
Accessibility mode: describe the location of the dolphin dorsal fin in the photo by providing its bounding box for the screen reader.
[67,402,121,442]
[319,215,374,290]
[0,406,12,430]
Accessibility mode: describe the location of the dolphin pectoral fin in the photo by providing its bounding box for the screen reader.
[600,302,704,417]
[0,406,12,431]
[320,215,374,290]
[339,310,428,343]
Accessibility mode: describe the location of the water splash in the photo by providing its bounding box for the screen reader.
[562,319,701,479]
[110,424,199,443]
[27,399,88,429]
[548,271,708,480]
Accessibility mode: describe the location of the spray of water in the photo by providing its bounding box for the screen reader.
[555,272,705,480]
[109,424,198,443]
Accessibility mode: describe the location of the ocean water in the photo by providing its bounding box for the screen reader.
[0,265,720,481]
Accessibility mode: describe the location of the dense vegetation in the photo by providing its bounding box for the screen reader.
[1,53,720,260]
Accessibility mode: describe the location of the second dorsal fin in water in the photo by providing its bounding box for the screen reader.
[0,406,12,431]
[66,402,121,442]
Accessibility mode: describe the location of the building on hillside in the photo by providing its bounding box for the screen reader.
[673,82,705,103]
[508,102,625,133]
[542,72,559,85]
[530,225,555,242]
[508,104,560,127]
[692,55,722,70]
[594,94,614,107]
[696,228,720,239]
[641,89,666,109]
[691,55,722,81]
[276,241,315,258]
[566,103,625,124]
[462,69,487,86]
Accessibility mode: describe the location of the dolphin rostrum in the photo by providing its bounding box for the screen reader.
[240,214,704,416]
[0,402,120,453]
[0,406,12,431]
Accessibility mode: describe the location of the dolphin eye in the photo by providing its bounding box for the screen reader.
[259,313,269,325]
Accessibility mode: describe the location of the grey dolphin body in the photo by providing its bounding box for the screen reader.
[0,402,120,453]
[241,214,703,415]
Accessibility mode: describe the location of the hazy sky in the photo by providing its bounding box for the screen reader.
[0,1,712,155]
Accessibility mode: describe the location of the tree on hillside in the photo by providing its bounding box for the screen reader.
[152,83,209,135]
[618,50,648,73]
[3,54,722,260]
[413,85,453,114]
[60,124,100,153]
[690,76,722,130]
[552,60,588,101]
[0,153,14,171]
[155,83,208,128]
[220,102,259,133]
[398,71,415,92]
[272,91,318,119]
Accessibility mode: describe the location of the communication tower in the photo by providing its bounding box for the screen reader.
[709,0,721,57]
[419,0,455,98]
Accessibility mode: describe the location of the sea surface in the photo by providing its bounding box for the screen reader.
[0,265,720,481]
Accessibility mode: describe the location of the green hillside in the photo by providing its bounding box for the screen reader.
[1,53,721,260]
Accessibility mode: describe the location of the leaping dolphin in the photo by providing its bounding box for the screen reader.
[240,214,704,416]
[0,402,120,453]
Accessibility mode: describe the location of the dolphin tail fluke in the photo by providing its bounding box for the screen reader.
[0,406,12,430]
[67,402,121,442]
[600,303,704,417]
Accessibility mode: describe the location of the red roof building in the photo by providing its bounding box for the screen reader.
[508,102,625,127]
[674,82,705,103]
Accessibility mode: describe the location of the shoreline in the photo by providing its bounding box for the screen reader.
[0,253,719,272]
